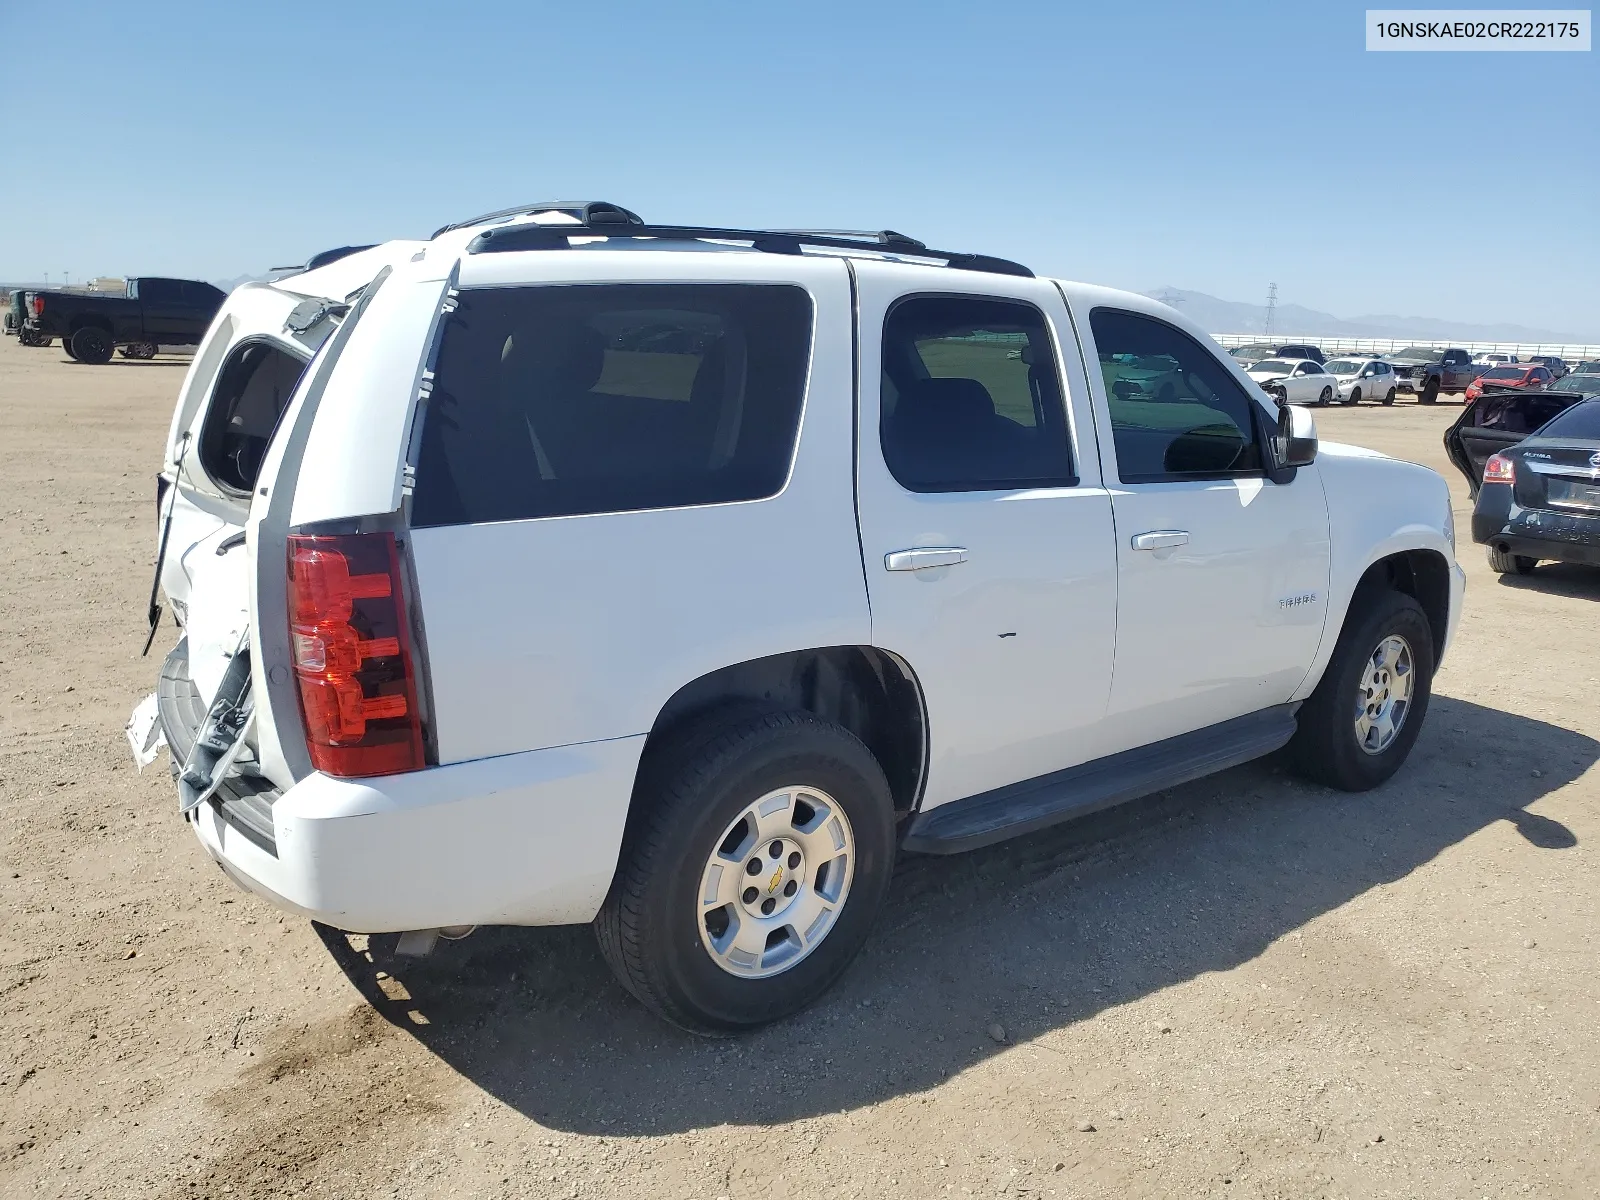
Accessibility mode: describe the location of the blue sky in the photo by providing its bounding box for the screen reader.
[2,1,1595,334]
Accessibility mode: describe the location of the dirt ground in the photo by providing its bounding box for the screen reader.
[1,329,1597,1200]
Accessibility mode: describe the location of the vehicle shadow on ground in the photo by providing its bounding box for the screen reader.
[1495,564,1600,602]
[319,694,1592,1136]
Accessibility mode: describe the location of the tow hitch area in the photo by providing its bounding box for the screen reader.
[177,639,256,814]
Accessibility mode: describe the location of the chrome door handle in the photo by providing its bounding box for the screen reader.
[1130,530,1189,551]
[885,547,969,572]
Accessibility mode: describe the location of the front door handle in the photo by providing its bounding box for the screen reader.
[1130,530,1189,551]
[885,547,969,572]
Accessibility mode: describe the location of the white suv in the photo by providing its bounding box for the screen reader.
[136,202,1464,1032]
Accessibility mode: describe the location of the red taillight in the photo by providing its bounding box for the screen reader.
[1483,454,1515,485]
[286,532,424,778]
[30,295,43,317]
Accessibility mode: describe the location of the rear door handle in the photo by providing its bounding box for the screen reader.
[1130,530,1189,551]
[885,547,969,572]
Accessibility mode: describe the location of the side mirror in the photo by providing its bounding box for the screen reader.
[1274,403,1318,469]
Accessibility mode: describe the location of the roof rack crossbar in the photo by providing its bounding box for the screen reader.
[464,222,1032,277]
[431,200,643,240]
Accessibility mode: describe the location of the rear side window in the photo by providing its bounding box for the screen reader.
[199,340,308,493]
[411,284,813,527]
[879,295,1074,492]
[1534,399,1600,439]
[1092,308,1264,482]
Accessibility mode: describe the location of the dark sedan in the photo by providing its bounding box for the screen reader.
[1464,396,1600,575]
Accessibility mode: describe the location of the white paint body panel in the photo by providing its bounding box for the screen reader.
[189,735,644,930]
[852,262,1119,810]
[412,251,870,764]
[1061,283,1333,747]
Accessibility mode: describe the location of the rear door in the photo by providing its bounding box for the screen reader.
[138,278,190,341]
[1450,391,1581,487]
[853,263,1118,811]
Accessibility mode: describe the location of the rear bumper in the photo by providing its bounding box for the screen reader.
[187,736,645,932]
[1472,487,1600,566]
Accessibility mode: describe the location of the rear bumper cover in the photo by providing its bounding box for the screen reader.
[1472,486,1600,566]
[188,736,645,932]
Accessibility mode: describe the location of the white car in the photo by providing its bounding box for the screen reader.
[1246,357,1337,405]
[1324,357,1400,406]
[1472,352,1518,367]
[134,202,1464,1032]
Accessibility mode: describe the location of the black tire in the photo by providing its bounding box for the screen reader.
[61,338,78,361]
[1486,544,1537,575]
[1383,388,1396,406]
[69,325,114,364]
[1318,386,1333,405]
[1288,588,1435,792]
[1344,387,1361,406]
[1419,378,1440,405]
[595,708,896,1034]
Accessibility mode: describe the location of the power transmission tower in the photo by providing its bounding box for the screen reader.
[1264,282,1278,337]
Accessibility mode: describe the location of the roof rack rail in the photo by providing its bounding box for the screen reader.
[431,200,643,240]
[464,220,1032,278]
[269,244,378,273]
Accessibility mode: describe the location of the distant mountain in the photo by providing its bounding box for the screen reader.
[1143,287,1591,344]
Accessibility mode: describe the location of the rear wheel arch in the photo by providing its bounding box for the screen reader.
[69,314,114,336]
[641,646,928,820]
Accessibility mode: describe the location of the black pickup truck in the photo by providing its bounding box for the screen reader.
[20,277,225,363]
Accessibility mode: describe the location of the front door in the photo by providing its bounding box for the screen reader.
[853,264,1119,812]
[1071,298,1332,750]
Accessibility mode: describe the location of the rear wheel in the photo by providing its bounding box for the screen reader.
[595,709,896,1033]
[61,338,78,361]
[1289,588,1434,791]
[69,325,114,364]
[1383,387,1396,406]
[1345,387,1361,406]
[1486,544,1537,575]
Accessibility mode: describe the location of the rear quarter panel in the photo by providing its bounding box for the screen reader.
[408,252,870,764]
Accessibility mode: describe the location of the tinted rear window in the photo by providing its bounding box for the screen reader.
[411,284,813,526]
[1534,400,1600,440]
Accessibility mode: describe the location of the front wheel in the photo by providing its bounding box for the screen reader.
[1383,387,1396,406]
[1420,378,1440,405]
[1486,545,1537,575]
[1344,387,1361,406]
[595,709,896,1033]
[1318,386,1333,405]
[1288,588,1434,791]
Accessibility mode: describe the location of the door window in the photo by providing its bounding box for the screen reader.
[1091,308,1265,482]
[412,284,813,526]
[879,295,1075,492]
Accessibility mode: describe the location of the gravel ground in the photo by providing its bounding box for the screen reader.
[1,330,1597,1199]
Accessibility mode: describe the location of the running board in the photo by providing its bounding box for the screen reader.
[901,704,1300,855]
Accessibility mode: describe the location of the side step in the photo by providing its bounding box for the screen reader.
[902,704,1299,855]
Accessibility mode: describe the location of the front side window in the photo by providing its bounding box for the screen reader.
[879,295,1074,492]
[1092,308,1265,482]
[411,284,813,526]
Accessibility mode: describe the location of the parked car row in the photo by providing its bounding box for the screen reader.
[1231,341,1587,407]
